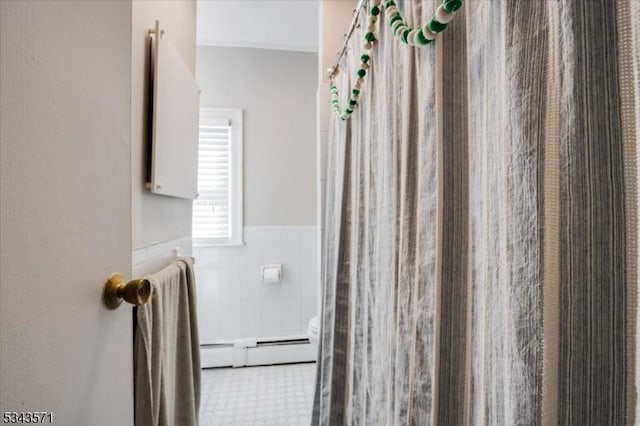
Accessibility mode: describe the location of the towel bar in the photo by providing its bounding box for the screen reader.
[102,273,152,309]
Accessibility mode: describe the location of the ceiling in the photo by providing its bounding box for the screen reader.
[196,0,320,52]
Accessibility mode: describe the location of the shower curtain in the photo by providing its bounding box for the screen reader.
[313,0,640,424]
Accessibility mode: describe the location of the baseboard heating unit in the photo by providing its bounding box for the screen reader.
[200,336,316,368]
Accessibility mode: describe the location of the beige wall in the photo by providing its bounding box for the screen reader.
[131,0,197,249]
[319,0,358,84]
[197,46,318,226]
[0,1,133,424]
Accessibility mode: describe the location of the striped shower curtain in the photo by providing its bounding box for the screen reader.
[312,0,640,424]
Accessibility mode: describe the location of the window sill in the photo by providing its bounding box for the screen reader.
[193,240,245,248]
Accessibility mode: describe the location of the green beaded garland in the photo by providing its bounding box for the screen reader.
[330,0,464,120]
[443,0,463,13]
[328,13,377,121]
[388,14,403,26]
[401,28,410,43]
[391,20,404,35]
[385,0,463,46]
[427,19,447,33]
[415,29,432,46]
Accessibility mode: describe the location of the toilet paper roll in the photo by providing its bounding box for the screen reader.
[262,265,281,283]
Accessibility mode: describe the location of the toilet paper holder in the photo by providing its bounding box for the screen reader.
[261,264,282,283]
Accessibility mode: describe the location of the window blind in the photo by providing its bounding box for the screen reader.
[193,119,232,240]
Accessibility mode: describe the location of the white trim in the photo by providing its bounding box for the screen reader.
[244,225,317,232]
[193,239,245,248]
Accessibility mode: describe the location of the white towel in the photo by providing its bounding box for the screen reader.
[134,257,200,426]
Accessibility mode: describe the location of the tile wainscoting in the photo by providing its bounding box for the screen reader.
[132,236,193,277]
[194,226,318,344]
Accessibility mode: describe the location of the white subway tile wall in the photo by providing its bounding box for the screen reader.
[195,226,318,343]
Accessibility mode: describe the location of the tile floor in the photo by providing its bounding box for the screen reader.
[200,362,316,425]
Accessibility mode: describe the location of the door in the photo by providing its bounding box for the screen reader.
[0,2,134,425]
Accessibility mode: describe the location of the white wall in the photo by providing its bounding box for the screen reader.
[197,46,317,227]
[131,0,196,250]
[0,1,133,424]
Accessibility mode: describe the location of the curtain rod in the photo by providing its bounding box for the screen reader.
[328,0,369,79]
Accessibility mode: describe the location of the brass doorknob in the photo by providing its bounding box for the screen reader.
[103,273,152,309]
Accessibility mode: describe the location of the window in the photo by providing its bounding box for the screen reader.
[192,108,243,246]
